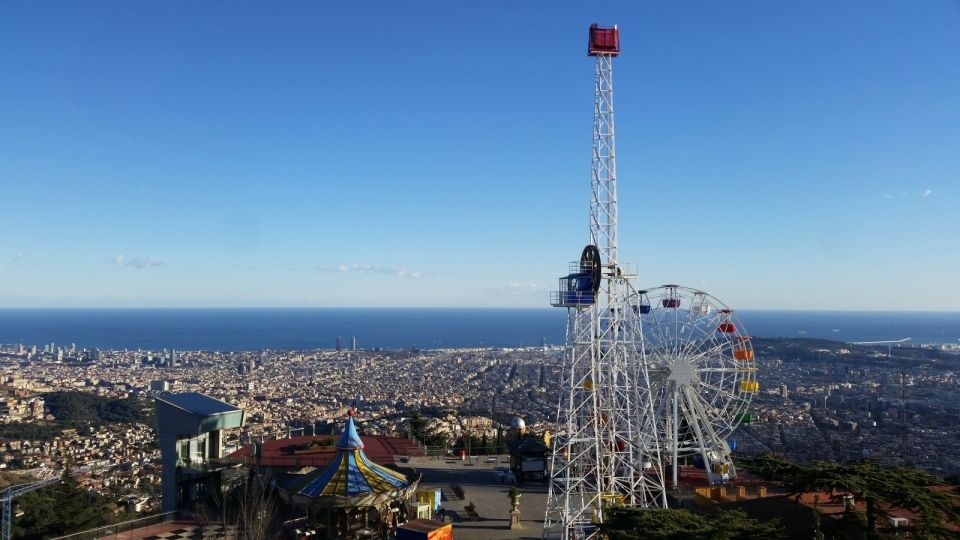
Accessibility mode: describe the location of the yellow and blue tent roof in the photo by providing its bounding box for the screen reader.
[287,413,410,498]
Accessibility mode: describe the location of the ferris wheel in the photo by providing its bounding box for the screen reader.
[633,285,758,486]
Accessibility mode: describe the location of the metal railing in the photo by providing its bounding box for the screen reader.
[175,457,243,473]
[50,511,182,540]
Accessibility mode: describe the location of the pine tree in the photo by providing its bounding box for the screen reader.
[740,455,960,538]
[53,466,105,535]
[12,468,107,539]
[601,507,786,540]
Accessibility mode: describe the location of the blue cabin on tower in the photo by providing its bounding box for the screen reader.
[551,245,602,307]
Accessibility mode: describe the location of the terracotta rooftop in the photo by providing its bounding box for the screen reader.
[792,489,960,531]
[228,434,423,468]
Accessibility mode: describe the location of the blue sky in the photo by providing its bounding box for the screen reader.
[1,1,958,309]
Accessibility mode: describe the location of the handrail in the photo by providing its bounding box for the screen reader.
[175,456,243,472]
[50,511,184,540]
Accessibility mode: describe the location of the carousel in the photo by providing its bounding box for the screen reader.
[279,410,420,539]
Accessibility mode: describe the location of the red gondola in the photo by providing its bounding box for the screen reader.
[717,322,736,333]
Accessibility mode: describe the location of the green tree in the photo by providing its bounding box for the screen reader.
[452,434,484,453]
[408,410,447,449]
[601,507,786,540]
[43,391,145,424]
[741,455,960,538]
[54,467,106,534]
[811,494,825,540]
[12,468,109,539]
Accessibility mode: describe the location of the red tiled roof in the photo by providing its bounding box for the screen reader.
[227,434,422,468]
[792,489,959,531]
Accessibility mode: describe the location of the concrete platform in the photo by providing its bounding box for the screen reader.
[408,455,548,540]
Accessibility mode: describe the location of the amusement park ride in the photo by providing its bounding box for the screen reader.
[543,25,759,539]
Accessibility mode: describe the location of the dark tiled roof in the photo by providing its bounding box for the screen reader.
[156,392,241,416]
[507,436,549,455]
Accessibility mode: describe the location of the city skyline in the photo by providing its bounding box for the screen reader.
[2,2,959,310]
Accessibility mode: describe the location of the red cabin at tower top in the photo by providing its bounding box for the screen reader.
[588,24,620,56]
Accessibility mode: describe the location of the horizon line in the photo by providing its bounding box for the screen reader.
[1,306,959,313]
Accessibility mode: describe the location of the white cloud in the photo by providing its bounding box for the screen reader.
[11,251,23,261]
[317,264,424,278]
[111,255,163,269]
[883,189,933,200]
[486,282,549,297]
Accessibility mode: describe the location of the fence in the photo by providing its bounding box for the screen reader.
[50,511,187,540]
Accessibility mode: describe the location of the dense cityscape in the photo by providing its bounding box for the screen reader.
[1,336,958,517]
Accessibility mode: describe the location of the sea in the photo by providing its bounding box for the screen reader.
[0,308,957,352]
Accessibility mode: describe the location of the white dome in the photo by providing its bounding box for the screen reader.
[510,417,526,429]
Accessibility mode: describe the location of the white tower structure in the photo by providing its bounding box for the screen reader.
[544,25,667,540]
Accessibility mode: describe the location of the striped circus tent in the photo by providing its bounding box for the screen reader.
[282,411,418,509]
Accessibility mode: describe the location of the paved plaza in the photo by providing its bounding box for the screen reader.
[408,455,549,540]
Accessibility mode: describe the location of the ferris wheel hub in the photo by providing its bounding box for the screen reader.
[666,356,698,385]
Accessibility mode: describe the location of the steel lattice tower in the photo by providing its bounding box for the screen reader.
[544,25,666,540]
